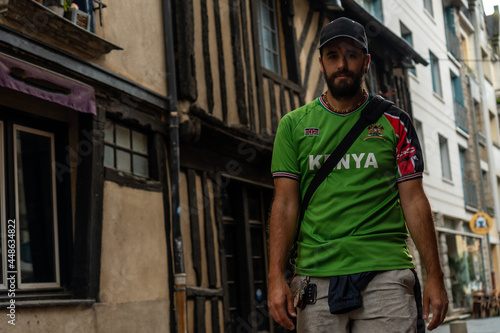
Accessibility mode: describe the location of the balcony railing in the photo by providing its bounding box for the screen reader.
[464,177,479,209]
[445,27,461,60]
[454,100,469,133]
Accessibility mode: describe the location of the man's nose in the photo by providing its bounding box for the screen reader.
[338,56,348,71]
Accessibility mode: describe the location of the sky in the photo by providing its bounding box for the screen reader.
[483,0,499,15]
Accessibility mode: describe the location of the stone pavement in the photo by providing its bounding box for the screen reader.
[429,316,500,333]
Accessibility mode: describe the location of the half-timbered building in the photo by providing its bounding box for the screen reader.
[0,0,427,332]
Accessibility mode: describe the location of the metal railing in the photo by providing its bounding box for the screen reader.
[445,27,461,60]
[454,100,469,133]
[464,178,479,209]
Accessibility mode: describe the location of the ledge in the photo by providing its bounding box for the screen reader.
[0,299,95,308]
[0,0,122,59]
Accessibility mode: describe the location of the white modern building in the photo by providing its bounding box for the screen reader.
[359,0,500,315]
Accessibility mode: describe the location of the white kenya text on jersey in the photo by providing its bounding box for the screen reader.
[308,153,378,170]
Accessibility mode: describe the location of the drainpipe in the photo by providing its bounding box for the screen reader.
[162,0,187,332]
[469,0,500,292]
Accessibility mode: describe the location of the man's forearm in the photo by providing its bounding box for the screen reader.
[399,179,443,277]
[268,178,300,279]
[268,204,298,278]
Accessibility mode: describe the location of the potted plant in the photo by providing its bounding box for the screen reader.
[44,0,71,16]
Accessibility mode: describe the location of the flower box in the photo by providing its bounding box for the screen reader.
[64,7,90,30]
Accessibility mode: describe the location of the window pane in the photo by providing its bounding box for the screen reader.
[265,50,274,71]
[104,122,114,143]
[115,125,130,149]
[16,129,57,284]
[430,52,442,96]
[104,145,115,168]
[439,136,452,180]
[116,149,131,172]
[132,154,149,177]
[132,131,148,154]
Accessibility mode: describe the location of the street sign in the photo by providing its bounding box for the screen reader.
[470,212,493,235]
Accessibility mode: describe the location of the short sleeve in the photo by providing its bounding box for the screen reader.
[271,115,300,181]
[393,110,424,183]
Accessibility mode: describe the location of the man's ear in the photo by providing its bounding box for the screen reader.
[319,55,325,73]
[364,54,371,73]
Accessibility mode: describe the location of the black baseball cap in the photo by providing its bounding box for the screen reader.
[318,17,368,53]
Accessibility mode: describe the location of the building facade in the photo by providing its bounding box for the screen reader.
[383,0,500,316]
[1,0,497,332]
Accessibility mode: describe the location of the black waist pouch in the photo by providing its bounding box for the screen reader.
[328,271,378,314]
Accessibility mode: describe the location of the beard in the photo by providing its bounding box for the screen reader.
[323,64,365,100]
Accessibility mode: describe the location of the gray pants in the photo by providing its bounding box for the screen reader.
[290,269,418,333]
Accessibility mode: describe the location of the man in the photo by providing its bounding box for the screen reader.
[267,17,448,332]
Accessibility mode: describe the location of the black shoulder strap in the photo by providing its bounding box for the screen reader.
[289,95,393,264]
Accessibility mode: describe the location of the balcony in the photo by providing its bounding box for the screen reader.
[445,27,461,60]
[464,177,479,209]
[454,100,469,133]
[0,0,121,59]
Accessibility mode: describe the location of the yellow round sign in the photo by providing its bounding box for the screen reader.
[470,212,492,234]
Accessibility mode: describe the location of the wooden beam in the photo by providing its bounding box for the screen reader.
[280,0,301,84]
[187,169,202,286]
[248,0,267,133]
[213,0,229,123]
[303,11,324,93]
[201,0,214,114]
[195,297,207,333]
[202,172,218,288]
[298,7,315,50]
[186,286,224,298]
[173,0,197,101]
[280,83,286,119]
[211,298,221,333]
[268,78,278,133]
[288,87,296,111]
[240,0,256,131]
[229,1,248,125]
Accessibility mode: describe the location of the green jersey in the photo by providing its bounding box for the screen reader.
[271,96,424,276]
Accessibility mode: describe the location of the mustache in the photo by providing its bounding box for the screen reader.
[332,70,355,78]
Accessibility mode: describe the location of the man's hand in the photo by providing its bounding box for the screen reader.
[423,275,449,331]
[268,275,296,330]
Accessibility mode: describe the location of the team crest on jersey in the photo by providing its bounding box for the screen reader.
[363,124,386,141]
[304,128,320,136]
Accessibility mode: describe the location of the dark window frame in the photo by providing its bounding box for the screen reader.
[0,108,73,299]
[103,119,158,184]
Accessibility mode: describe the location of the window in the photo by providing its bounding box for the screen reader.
[482,48,492,83]
[459,146,479,208]
[439,135,452,181]
[259,0,281,74]
[451,71,468,132]
[361,0,383,21]
[424,0,433,16]
[400,22,416,76]
[444,7,460,59]
[0,112,72,293]
[414,119,426,171]
[104,121,150,178]
[430,51,442,97]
